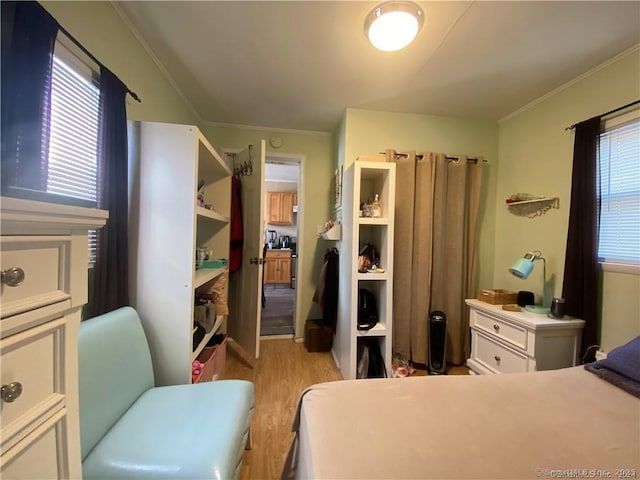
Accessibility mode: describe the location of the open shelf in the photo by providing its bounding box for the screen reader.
[191,314,225,361]
[356,322,388,336]
[194,266,226,289]
[196,206,229,223]
[506,196,559,217]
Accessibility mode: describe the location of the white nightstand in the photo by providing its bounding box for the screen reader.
[466,299,585,375]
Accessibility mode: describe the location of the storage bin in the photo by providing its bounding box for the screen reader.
[476,289,518,305]
[305,319,332,352]
[195,345,217,382]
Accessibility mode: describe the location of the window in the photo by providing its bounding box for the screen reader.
[597,109,640,269]
[49,42,100,263]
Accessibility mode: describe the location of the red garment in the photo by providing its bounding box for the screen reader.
[229,176,243,272]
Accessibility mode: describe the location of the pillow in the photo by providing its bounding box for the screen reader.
[596,336,640,383]
[584,336,640,398]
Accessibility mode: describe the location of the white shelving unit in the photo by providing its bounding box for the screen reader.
[334,161,395,380]
[129,121,231,386]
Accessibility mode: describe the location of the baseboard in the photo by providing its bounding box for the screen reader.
[595,350,607,361]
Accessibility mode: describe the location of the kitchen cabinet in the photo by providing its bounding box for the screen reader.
[334,161,396,380]
[129,121,231,386]
[465,299,585,374]
[0,197,108,479]
[264,250,291,285]
[267,191,296,225]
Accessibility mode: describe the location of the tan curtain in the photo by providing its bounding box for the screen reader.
[393,152,484,366]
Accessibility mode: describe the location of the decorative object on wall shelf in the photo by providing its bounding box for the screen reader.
[318,219,341,240]
[505,193,559,217]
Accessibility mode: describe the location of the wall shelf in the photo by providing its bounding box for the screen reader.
[506,196,559,218]
[319,223,341,240]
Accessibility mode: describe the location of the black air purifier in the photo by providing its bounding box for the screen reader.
[428,310,447,375]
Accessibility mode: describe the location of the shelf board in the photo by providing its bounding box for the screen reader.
[357,272,389,281]
[505,197,558,206]
[197,135,231,182]
[196,206,229,223]
[191,314,225,362]
[356,322,387,336]
[194,266,226,289]
[358,217,389,226]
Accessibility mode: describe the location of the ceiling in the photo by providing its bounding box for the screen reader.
[115,1,640,133]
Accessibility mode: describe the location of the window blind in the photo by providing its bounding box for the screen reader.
[48,47,100,263]
[598,118,640,265]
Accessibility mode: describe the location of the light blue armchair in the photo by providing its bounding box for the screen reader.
[78,307,254,479]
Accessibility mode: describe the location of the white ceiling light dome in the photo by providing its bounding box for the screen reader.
[364,1,425,52]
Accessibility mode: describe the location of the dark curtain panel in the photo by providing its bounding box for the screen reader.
[1,1,58,194]
[562,116,601,359]
[86,67,130,317]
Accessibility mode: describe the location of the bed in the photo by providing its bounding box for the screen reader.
[281,340,640,480]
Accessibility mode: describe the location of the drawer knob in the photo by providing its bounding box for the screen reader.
[1,267,25,287]
[1,382,23,402]
[493,324,500,332]
[494,355,501,362]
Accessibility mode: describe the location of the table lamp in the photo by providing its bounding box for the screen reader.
[508,250,550,314]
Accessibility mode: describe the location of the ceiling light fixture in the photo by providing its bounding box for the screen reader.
[364,1,425,52]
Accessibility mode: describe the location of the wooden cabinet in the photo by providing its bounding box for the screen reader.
[0,197,108,479]
[465,299,585,374]
[335,161,396,380]
[129,122,231,386]
[267,191,296,225]
[264,250,291,285]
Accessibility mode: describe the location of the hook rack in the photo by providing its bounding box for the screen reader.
[231,145,254,178]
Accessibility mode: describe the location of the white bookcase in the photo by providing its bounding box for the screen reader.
[334,161,396,380]
[129,121,231,386]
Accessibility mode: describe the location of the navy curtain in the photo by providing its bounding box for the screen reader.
[86,67,130,317]
[1,1,58,195]
[562,116,601,360]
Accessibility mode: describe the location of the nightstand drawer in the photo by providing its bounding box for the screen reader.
[1,318,65,451]
[1,237,71,319]
[473,330,528,374]
[472,309,527,351]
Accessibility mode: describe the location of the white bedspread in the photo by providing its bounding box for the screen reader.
[282,367,640,480]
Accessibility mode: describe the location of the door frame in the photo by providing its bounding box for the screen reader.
[265,153,304,340]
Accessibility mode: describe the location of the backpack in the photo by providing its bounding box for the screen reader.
[356,338,387,379]
[357,288,378,330]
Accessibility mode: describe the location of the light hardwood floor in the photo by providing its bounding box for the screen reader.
[221,338,468,480]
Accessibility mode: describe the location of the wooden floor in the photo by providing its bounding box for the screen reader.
[220,338,469,480]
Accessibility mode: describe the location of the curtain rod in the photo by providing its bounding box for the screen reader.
[380,152,488,163]
[57,24,141,103]
[565,99,639,131]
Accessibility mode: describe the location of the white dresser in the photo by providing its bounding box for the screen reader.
[0,197,107,479]
[466,299,585,375]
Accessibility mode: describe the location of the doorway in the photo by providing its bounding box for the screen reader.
[260,158,301,337]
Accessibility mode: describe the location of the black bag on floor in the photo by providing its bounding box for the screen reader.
[356,338,387,379]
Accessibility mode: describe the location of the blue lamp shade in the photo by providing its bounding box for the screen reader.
[509,258,534,279]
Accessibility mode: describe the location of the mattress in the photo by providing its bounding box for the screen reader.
[282,367,640,479]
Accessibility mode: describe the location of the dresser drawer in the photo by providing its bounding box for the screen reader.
[1,237,71,319]
[471,309,528,351]
[1,318,65,451]
[472,329,528,374]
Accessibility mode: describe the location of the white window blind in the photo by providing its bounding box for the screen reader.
[48,43,100,263]
[598,113,640,266]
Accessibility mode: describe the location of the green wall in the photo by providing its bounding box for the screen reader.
[204,125,335,340]
[42,1,200,126]
[496,48,640,353]
[341,109,499,290]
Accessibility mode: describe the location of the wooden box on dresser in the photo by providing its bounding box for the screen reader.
[0,197,107,479]
[335,161,395,380]
[128,121,231,386]
[466,299,585,375]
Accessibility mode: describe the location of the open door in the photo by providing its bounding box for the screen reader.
[227,141,266,359]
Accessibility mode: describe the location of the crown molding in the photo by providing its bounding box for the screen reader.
[110,1,203,124]
[206,121,332,137]
[499,44,640,123]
